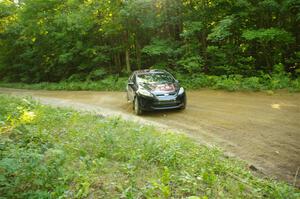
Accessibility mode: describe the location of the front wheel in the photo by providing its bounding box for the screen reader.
[134,97,143,115]
[180,104,186,110]
[126,91,130,102]
[180,96,187,110]
[180,103,186,110]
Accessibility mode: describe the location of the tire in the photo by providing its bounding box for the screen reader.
[134,97,143,115]
[126,91,130,102]
[180,96,187,110]
[180,104,186,110]
[180,103,186,110]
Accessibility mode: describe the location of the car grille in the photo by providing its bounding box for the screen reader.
[155,100,178,105]
[155,92,177,97]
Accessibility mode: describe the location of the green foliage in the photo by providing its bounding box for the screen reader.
[1,72,300,92]
[181,21,203,39]
[142,39,176,57]
[0,76,128,91]
[242,28,295,43]
[175,73,300,92]
[258,0,280,12]
[208,16,234,42]
[0,0,299,88]
[86,68,107,81]
[177,55,204,73]
[0,95,299,198]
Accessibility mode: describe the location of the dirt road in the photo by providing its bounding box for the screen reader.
[1,88,300,186]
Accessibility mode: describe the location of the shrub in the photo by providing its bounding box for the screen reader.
[0,73,299,92]
[241,77,261,91]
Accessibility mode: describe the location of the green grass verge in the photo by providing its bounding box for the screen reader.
[176,74,300,92]
[0,76,128,91]
[0,95,299,198]
[0,74,299,92]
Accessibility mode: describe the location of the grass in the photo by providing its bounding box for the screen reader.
[175,73,300,92]
[0,74,299,92]
[0,95,299,198]
[0,76,128,91]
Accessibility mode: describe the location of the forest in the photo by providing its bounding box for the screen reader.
[0,0,299,90]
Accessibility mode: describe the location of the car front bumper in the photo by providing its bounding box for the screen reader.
[137,93,186,111]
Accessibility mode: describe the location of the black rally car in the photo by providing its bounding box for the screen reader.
[126,69,186,115]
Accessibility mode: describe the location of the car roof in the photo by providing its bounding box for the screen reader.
[133,69,168,75]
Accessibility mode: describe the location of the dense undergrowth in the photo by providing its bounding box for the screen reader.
[0,95,299,198]
[0,76,129,92]
[0,74,299,92]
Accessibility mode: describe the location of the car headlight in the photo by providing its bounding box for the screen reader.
[178,87,184,95]
[137,88,153,97]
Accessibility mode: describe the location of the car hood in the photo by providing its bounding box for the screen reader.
[140,82,178,94]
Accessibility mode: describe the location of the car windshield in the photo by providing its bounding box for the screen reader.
[137,73,174,84]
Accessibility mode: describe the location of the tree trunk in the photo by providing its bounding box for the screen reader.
[201,30,208,73]
[117,53,121,72]
[125,48,131,73]
[136,39,141,70]
[113,53,118,72]
[125,30,131,73]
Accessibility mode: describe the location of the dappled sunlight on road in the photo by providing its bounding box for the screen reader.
[271,103,281,109]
